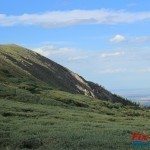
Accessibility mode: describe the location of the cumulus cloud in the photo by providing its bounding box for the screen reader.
[0,9,150,27]
[110,35,126,43]
[100,51,125,58]
[33,45,89,62]
[34,45,74,56]
[109,35,150,44]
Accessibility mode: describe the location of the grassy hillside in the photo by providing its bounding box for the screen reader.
[0,85,150,150]
[0,44,134,105]
[0,44,150,150]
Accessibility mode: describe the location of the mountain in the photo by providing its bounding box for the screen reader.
[0,44,133,105]
[1,44,149,150]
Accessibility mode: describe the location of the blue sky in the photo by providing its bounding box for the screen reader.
[0,0,150,99]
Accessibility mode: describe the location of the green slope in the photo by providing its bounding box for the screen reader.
[0,87,150,150]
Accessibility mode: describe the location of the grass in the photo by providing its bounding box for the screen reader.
[0,85,150,150]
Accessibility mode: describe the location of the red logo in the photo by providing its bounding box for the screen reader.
[131,132,150,142]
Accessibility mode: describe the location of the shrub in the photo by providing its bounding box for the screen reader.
[18,138,43,149]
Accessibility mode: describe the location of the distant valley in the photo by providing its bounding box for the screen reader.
[113,88,150,106]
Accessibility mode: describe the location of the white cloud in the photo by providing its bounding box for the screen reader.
[0,9,150,27]
[110,35,150,44]
[110,35,126,43]
[99,68,127,74]
[100,51,125,58]
[68,56,88,61]
[131,36,150,43]
[32,44,150,78]
[33,45,89,62]
[33,45,125,62]
[33,45,74,57]
[138,68,150,73]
